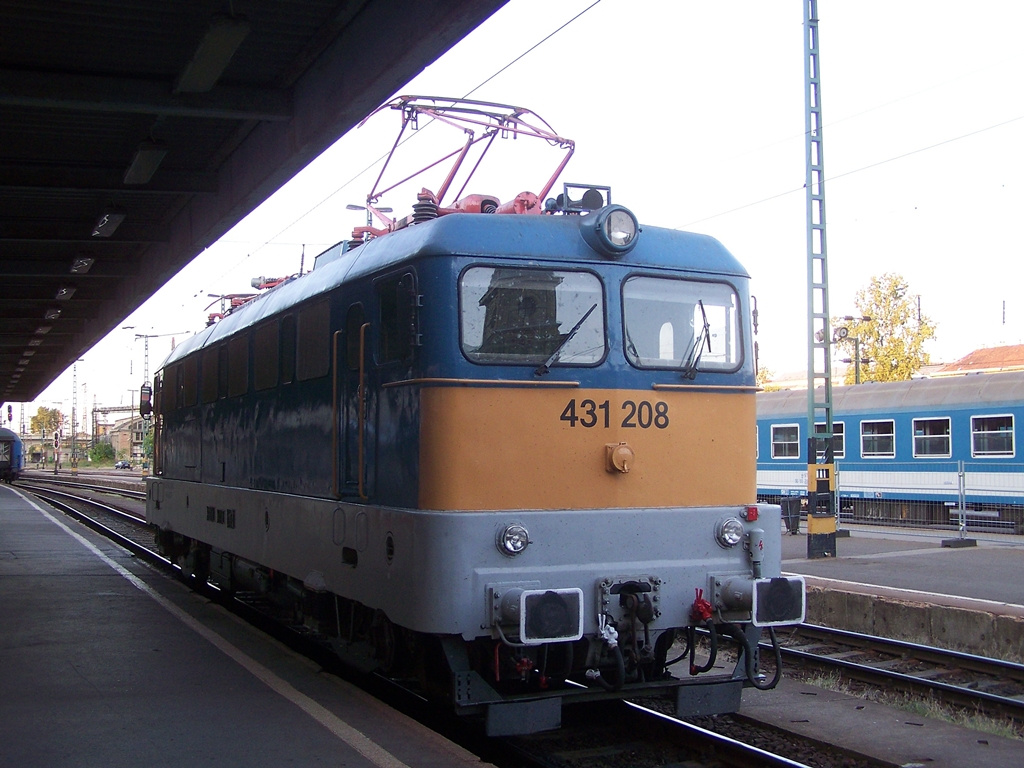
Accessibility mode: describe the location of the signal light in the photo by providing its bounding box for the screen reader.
[744,506,759,522]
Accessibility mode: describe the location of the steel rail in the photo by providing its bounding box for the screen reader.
[21,485,163,564]
[772,623,1024,720]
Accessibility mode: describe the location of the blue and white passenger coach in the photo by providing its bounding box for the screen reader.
[757,373,1024,531]
[146,100,803,734]
[0,426,23,483]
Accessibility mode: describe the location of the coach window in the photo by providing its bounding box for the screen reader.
[972,415,1014,457]
[166,363,182,410]
[182,355,198,407]
[771,424,800,459]
[217,344,229,398]
[346,305,364,370]
[280,314,296,384]
[861,420,895,458]
[297,300,330,381]
[378,273,417,364]
[913,417,951,458]
[814,421,845,459]
[460,266,604,365]
[623,277,740,372]
[201,346,219,404]
[228,334,249,397]
[254,322,279,391]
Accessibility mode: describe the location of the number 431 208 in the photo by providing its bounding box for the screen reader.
[560,399,669,429]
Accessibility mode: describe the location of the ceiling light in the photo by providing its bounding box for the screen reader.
[92,212,125,237]
[18,358,30,366]
[22,350,35,357]
[27,338,43,347]
[55,286,76,300]
[123,142,167,185]
[35,325,52,335]
[70,256,95,274]
[174,16,251,93]
[44,308,62,320]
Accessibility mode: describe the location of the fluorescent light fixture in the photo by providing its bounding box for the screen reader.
[35,325,52,335]
[92,212,125,238]
[174,16,250,93]
[123,142,167,185]
[44,308,62,320]
[27,338,43,347]
[18,358,30,366]
[55,286,76,300]
[22,350,35,357]
[70,256,95,273]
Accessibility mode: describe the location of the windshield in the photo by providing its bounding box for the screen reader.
[460,266,605,366]
[623,276,741,372]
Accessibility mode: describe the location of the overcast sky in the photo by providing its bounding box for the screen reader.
[21,0,1024,423]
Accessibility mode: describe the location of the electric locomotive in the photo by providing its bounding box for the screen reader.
[146,97,804,735]
[0,426,24,483]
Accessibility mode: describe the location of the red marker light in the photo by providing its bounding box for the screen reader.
[744,506,759,522]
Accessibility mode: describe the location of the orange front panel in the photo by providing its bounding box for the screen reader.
[418,386,756,511]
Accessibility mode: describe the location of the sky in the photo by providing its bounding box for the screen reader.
[15,0,1024,430]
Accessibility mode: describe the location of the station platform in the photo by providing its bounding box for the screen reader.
[0,484,490,768]
[779,521,1024,663]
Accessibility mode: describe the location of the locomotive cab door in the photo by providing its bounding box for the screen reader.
[340,303,368,498]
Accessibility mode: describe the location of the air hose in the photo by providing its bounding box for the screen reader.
[722,623,782,690]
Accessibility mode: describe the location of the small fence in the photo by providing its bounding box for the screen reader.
[759,460,1024,535]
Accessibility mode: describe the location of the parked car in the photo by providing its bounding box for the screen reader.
[114,460,131,469]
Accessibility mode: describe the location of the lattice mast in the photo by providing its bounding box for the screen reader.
[803,0,837,536]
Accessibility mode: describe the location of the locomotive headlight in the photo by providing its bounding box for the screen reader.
[497,523,531,556]
[715,517,745,548]
[579,205,639,258]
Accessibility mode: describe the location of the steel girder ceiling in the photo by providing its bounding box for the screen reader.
[0,0,505,403]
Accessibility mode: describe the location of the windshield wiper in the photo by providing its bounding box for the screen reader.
[680,300,712,380]
[534,303,598,376]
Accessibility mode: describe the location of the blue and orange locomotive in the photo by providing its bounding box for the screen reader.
[147,97,804,734]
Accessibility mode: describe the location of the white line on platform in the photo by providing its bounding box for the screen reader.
[16,487,414,768]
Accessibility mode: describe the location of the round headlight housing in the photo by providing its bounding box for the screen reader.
[497,523,530,556]
[715,517,745,548]
[579,205,640,258]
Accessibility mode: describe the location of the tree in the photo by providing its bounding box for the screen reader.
[90,441,115,463]
[29,406,64,437]
[832,273,936,384]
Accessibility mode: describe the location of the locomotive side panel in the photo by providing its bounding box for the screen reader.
[147,477,784,639]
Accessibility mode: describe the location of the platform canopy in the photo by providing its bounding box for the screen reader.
[0,0,505,402]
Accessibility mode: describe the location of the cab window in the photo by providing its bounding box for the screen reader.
[623,276,741,373]
[460,266,605,366]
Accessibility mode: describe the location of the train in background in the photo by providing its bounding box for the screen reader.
[757,371,1024,532]
[145,97,805,735]
[0,427,24,483]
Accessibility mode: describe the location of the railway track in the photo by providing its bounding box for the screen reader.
[772,623,1024,722]
[18,480,156,558]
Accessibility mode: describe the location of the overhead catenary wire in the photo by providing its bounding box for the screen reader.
[681,112,1024,229]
